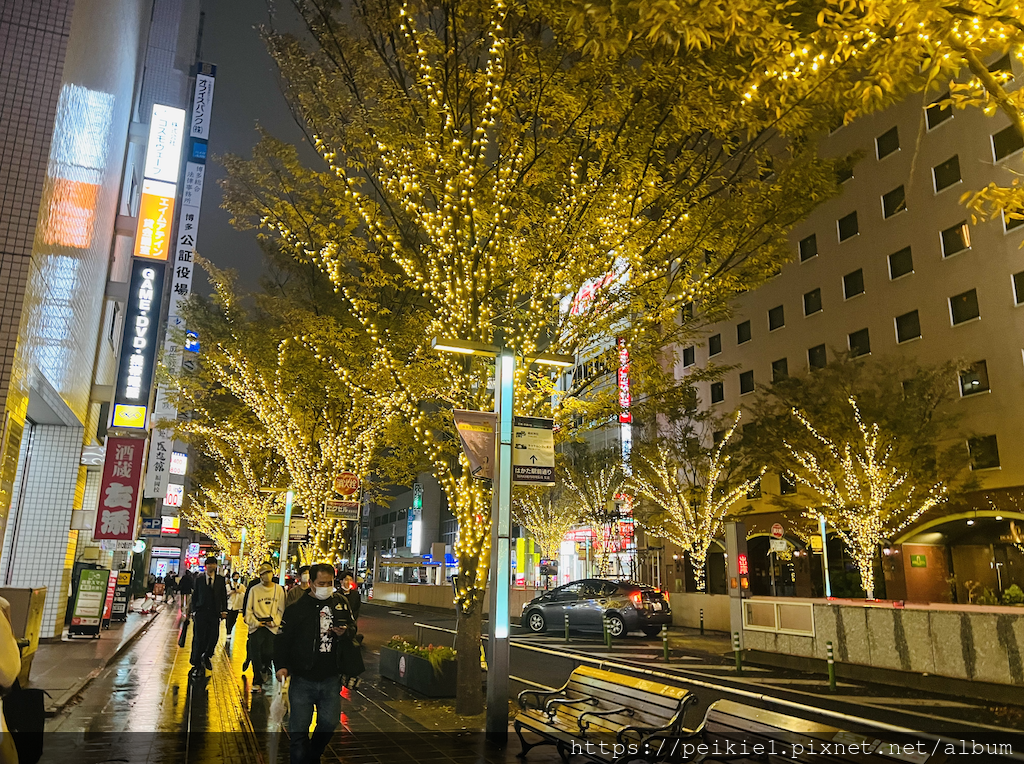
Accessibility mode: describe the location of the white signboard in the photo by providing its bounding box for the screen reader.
[189,73,216,139]
[144,104,186,183]
[769,539,787,553]
[512,416,555,485]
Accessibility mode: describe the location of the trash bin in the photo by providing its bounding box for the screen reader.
[0,586,46,685]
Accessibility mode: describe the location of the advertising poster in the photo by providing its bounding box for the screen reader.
[70,569,109,636]
[111,571,133,621]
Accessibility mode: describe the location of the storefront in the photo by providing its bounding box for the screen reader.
[149,545,183,578]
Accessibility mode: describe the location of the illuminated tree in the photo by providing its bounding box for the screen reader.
[628,413,760,591]
[512,489,585,562]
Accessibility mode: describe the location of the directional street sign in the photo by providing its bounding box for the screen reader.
[512,416,555,485]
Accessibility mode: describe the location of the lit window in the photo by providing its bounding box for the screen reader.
[959,361,990,396]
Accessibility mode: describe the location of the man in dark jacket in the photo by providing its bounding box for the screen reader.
[275,564,356,764]
[189,556,227,677]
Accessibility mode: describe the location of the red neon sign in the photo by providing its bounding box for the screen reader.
[737,553,749,576]
[617,338,632,424]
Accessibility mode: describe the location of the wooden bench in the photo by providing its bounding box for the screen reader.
[514,664,697,762]
[630,699,948,763]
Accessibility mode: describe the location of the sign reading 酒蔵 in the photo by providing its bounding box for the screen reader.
[93,436,146,541]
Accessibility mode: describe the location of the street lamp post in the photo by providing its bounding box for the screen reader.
[261,487,295,583]
[431,337,572,745]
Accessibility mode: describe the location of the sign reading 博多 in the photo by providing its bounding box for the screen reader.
[512,416,555,485]
[93,437,146,541]
[112,260,165,428]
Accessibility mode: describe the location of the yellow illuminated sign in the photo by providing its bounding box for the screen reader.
[134,179,176,260]
[112,404,147,428]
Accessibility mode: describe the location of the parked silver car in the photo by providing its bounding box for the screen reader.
[521,578,671,638]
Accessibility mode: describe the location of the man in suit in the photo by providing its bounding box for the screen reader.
[189,555,228,677]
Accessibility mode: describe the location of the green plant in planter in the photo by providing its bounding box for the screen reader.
[976,588,1000,606]
[1002,584,1024,605]
[385,636,456,675]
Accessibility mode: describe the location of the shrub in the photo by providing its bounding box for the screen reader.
[976,588,1000,606]
[385,636,456,675]
[1002,584,1024,605]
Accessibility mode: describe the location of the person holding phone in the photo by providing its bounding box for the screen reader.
[244,563,285,693]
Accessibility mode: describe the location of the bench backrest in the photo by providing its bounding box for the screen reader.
[701,700,947,764]
[562,665,690,734]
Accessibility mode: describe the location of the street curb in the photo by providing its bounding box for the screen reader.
[44,606,165,716]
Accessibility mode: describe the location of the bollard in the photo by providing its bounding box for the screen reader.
[564,613,570,642]
[603,615,611,648]
[827,640,836,692]
[733,632,742,675]
[700,608,705,636]
[662,624,670,663]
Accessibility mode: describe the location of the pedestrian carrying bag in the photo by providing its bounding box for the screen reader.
[269,677,289,727]
[178,617,190,648]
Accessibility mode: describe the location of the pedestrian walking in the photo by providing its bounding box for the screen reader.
[275,564,357,764]
[164,570,178,605]
[244,563,285,693]
[285,565,311,608]
[188,556,227,678]
[339,570,361,624]
[225,572,246,641]
[178,568,194,614]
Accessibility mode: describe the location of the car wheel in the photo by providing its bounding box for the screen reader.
[607,614,626,638]
[527,610,547,633]
[642,625,662,638]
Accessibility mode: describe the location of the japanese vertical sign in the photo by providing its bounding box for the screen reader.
[617,337,632,424]
[94,437,146,540]
[145,62,216,499]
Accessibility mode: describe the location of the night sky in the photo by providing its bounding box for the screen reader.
[195,0,321,295]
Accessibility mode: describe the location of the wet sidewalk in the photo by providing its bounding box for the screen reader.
[30,597,168,714]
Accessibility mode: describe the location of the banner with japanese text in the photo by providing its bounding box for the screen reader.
[94,436,146,540]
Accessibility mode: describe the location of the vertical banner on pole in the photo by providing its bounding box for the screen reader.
[94,437,147,541]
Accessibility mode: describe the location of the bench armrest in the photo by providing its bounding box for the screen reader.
[517,689,562,710]
[544,697,599,718]
[578,706,635,734]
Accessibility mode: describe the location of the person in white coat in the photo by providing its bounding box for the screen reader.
[244,563,285,693]
[0,597,23,764]
[225,572,246,641]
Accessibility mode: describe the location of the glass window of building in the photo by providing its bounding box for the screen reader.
[746,477,762,500]
[926,92,952,129]
[993,125,1024,162]
[895,310,921,343]
[837,164,854,184]
[950,289,980,324]
[799,233,818,262]
[737,319,752,344]
[771,357,788,382]
[682,346,695,367]
[959,361,990,396]
[709,333,722,356]
[803,287,822,315]
[710,381,724,403]
[933,155,962,192]
[1013,271,1024,304]
[844,269,865,299]
[941,222,970,256]
[808,344,827,370]
[876,126,900,159]
[968,435,1000,470]
[889,246,914,279]
[739,370,754,394]
[768,305,784,331]
[1005,211,1024,231]
[848,328,871,357]
[882,186,907,218]
[838,211,859,241]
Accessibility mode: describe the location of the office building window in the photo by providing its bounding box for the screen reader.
[808,344,827,370]
[933,155,961,192]
[895,310,921,343]
[682,346,695,367]
[739,370,755,394]
[941,222,970,257]
[737,320,752,344]
[768,305,785,331]
[949,289,980,325]
[881,186,906,220]
[709,333,722,356]
[799,233,818,262]
[682,301,694,321]
[959,361,990,396]
[837,165,854,184]
[771,358,788,382]
[1014,271,1024,305]
[844,269,865,299]
[838,211,859,241]
[993,125,1024,161]
[803,288,822,316]
[888,246,914,279]
[968,435,1000,470]
[876,126,900,159]
[848,328,871,357]
[710,382,724,404]
[926,92,952,129]
[779,472,797,495]
[1005,211,1024,231]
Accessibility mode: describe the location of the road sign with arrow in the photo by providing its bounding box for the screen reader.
[512,416,555,485]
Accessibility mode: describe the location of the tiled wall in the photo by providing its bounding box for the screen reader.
[0,422,32,585]
[4,423,84,636]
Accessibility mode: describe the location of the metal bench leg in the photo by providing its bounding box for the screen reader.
[515,721,555,759]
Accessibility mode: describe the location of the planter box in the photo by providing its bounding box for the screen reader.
[379,645,458,697]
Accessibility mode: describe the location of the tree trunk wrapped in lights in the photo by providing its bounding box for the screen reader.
[628,413,760,592]
[785,398,948,599]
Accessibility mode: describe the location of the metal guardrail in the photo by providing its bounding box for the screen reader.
[411,621,1023,761]
[742,597,815,637]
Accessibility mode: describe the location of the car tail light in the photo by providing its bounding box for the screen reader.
[631,592,642,607]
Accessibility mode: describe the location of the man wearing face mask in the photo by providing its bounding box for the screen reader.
[276,564,356,764]
[244,563,285,693]
[286,565,311,608]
